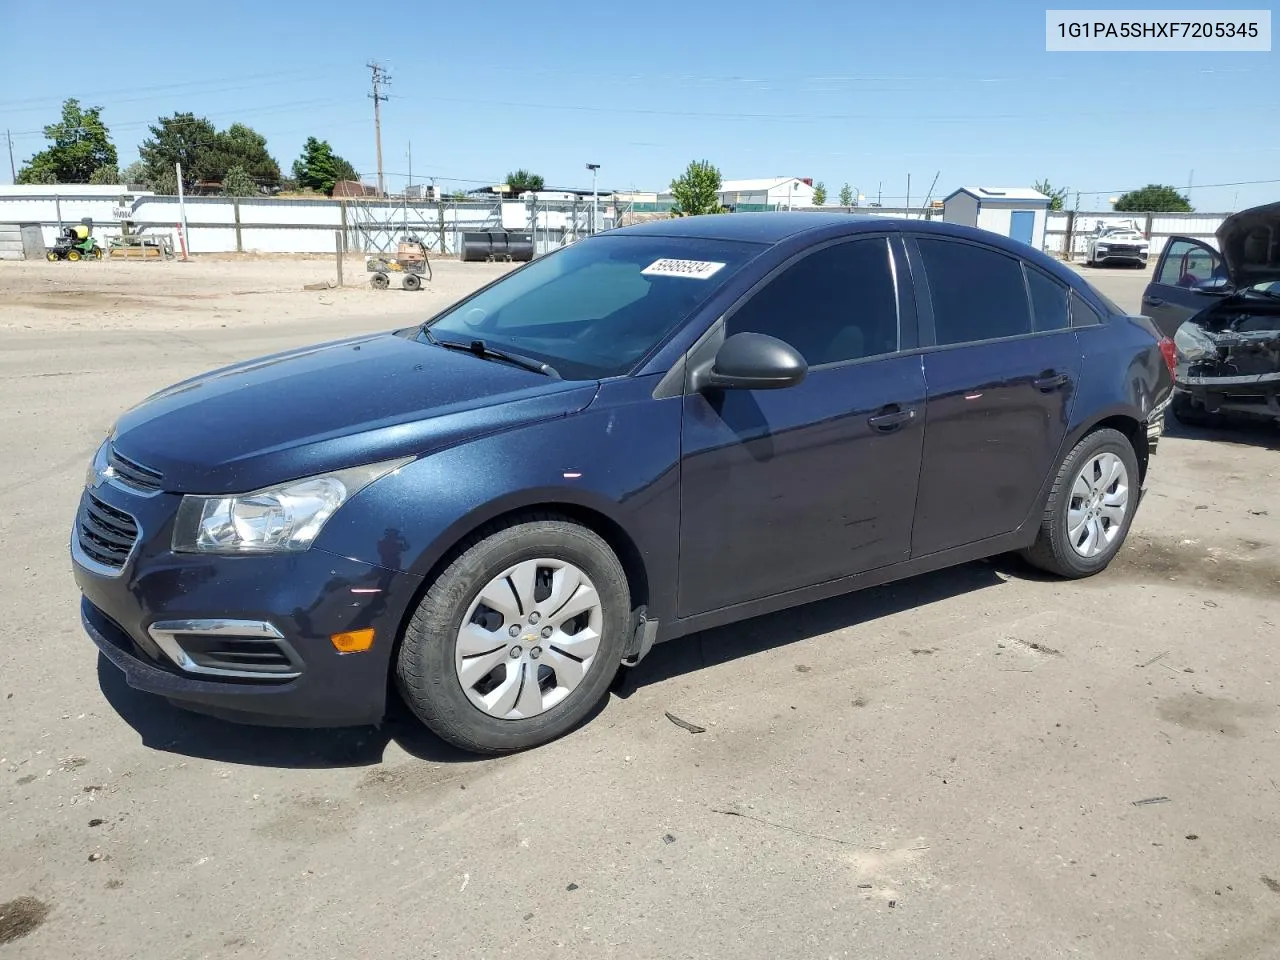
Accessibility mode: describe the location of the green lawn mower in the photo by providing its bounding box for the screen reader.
[47,220,103,262]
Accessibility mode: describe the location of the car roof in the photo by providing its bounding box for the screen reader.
[611,211,885,243]
[607,212,1111,312]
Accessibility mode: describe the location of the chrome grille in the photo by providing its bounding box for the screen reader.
[77,493,140,571]
[107,447,164,492]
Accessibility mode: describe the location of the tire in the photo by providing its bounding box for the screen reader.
[46,251,59,262]
[1020,428,1141,579]
[92,247,103,260]
[396,515,631,754]
[67,250,81,261]
[402,272,421,292]
[371,272,389,290]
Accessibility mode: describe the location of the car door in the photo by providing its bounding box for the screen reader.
[904,235,1082,557]
[1142,237,1229,338]
[677,235,926,618]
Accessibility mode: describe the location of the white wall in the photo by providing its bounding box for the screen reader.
[942,192,978,227]
[1044,210,1229,257]
[972,201,1048,249]
[0,190,616,256]
[766,182,815,208]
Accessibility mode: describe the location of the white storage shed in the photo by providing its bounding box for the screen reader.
[942,186,1051,250]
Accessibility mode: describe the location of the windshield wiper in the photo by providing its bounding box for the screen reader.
[434,336,561,378]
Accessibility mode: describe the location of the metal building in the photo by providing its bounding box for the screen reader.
[942,186,1051,249]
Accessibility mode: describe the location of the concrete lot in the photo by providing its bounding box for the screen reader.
[2,254,1278,959]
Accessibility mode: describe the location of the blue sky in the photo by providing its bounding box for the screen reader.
[1,1,1275,210]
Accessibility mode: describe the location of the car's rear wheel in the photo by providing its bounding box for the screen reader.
[396,515,631,754]
[1021,428,1140,578]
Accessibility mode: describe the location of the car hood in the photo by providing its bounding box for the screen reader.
[109,331,599,494]
[1217,200,1280,288]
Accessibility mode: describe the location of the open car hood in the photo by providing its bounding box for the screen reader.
[1217,201,1280,288]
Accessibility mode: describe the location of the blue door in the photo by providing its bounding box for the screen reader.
[1009,210,1035,245]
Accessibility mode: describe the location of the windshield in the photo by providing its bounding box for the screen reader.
[422,234,762,380]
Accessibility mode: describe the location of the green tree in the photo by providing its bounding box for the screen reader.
[88,165,119,184]
[291,137,359,195]
[138,113,219,190]
[669,159,724,217]
[21,165,57,185]
[839,183,854,206]
[149,167,178,195]
[1033,179,1069,211]
[209,123,280,189]
[1114,184,1192,212]
[121,160,148,186]
[220,164,259,197]
[811,181,827,206]
[16,98,117,184]
[504,169,545,194]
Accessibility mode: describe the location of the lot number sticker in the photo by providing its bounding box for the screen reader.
[641,258,726,279]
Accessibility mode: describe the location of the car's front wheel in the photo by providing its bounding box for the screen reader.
[396,515,631,754]
[1021,428,1140,578]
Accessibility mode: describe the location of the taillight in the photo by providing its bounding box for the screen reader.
[1158,337,1177,377]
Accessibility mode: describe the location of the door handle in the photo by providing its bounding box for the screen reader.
[1034,373,1070,391]
[1143,296,1165,306]
[868,406,916,431]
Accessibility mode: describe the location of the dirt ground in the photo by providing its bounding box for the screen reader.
[1,254,1278,960]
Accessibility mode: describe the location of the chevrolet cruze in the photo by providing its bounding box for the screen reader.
[73,213,1175,754]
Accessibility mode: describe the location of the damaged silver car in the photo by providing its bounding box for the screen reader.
[1140,201,1280,426]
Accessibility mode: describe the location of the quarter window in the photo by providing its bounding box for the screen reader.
[1070,291,1103,327]
[916,238,1033,345]
[1024,266,1070,332]
[726,238,899,365]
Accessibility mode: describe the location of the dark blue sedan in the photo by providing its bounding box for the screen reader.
[72,213,1176,753]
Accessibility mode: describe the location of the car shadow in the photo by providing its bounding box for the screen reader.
[614,560,1007,695]
[1161,413,1280,451]
[98,560,1008,768]
[96,654,475,769]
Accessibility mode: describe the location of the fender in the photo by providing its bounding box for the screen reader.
[315,375,685,623]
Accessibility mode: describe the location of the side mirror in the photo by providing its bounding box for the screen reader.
[696,332,808,391]
[1191,276,1232,295]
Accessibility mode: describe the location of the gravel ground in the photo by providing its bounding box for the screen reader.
[1,254,1278,960]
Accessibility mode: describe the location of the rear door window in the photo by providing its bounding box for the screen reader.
[916,238,1032,345]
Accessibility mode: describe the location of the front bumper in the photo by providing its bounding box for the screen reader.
[1093,248,1149,264]
[72,485,423,727]
[1174,372,1280,420]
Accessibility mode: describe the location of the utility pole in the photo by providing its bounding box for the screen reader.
[586,163,600,234]
[5,129,14,183]
[368,61,390,197]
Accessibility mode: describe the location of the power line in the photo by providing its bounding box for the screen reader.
[0,70,317,109]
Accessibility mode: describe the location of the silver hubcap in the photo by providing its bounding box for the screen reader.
[454,558,603,720]
[1067,452,1129,558]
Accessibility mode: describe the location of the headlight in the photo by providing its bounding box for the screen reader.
[171,456,412,554]
[1095,244,1109,252]
[1173,324,1217,363]
[85,440,109,489]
